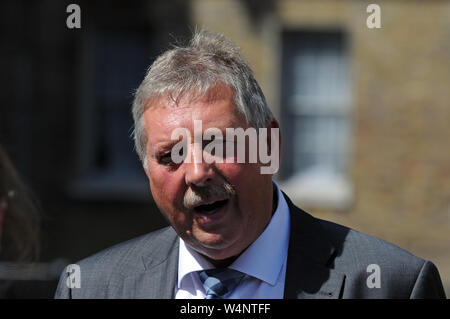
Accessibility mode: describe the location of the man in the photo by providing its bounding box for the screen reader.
[55,31,446,299]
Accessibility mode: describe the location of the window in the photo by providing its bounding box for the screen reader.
[69,31,154,200]
[280,30,353,209]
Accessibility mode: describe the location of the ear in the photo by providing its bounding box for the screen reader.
[266,118,281,160]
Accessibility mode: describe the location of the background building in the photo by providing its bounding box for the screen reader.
[1,0,449,297]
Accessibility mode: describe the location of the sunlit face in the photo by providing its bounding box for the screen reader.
[142,84,277,264]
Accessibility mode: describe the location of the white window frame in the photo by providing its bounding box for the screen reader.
[278,30,353,210]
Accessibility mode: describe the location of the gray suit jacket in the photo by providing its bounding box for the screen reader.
[55,193,446,299]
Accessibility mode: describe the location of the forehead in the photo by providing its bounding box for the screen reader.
[145,82,236,112]
[143,85,247,141]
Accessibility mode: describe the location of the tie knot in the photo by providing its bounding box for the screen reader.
[197,268,245,299]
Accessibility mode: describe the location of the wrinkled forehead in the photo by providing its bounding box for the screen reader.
[143,82,236,112]
[142,84,248,147]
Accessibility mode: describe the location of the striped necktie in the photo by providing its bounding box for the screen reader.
[197,268,245,299]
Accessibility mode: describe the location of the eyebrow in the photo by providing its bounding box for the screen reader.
[153,141,176,153]
[155,140,177,148]
[152,137,184,155]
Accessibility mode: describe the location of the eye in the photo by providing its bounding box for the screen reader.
[157,147,186,168]
[203,139,227,157]
[158,152,174,166]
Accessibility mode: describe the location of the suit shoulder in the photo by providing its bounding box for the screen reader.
[76,226,177,273]
[314,218,446,298]
[55,226,177,298]
[316,218,425,273]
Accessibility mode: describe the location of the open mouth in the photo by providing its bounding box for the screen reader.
[193,199,229,215]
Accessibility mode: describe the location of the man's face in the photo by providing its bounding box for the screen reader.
[142,84,276,263]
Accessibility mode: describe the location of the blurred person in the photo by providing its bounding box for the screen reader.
[55,31,445,299]
[0,144,41,297]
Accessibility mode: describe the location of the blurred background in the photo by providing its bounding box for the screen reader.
[0,0,449,298]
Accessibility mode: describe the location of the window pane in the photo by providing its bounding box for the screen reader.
[73,31,154,199]
[282,30,351,180]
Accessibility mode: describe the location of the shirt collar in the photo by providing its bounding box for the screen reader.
[178,181,290,287]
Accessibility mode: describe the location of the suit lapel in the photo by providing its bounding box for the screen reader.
[111,227,179,298]
[283,193,346,299]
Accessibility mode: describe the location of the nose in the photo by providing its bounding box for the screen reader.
[184,143,215,187]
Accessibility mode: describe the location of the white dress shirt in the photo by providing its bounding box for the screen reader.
[175,181,291,299]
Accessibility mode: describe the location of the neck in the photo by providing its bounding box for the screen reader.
[272,182,278,216]
[207,255,240,268]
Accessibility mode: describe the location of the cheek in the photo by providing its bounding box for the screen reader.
[147,167,191,235]
[148,165,183,209]
[216,162,261,192]
[217,162,271,213]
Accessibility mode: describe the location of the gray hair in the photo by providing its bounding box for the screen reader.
[131,30,274,164]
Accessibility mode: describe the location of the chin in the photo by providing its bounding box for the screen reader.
[192,232,240,258]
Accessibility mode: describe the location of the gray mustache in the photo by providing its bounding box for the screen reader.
[183,182,236,210]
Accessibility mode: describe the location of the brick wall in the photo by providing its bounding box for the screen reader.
[192,0,450,294]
